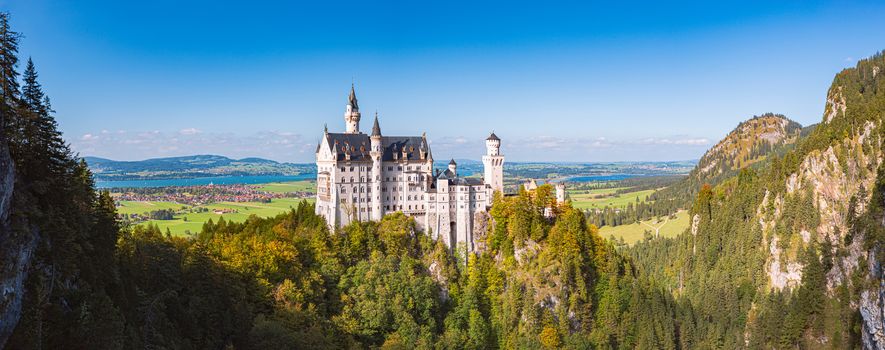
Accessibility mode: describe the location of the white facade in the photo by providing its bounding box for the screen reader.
[315,86,504,249]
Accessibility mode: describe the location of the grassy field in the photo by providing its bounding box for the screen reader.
[597,210,689,245]
[120,196,316,237]
[257,180,316,193]
[569,188,657,210]
[116,180,318,236]
[116,201,188,215]
[566,186,626,196]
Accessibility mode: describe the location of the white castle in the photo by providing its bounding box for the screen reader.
[315,86,504,249]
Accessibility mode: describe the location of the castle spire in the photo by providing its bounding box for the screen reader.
[371,112,381,137]
[348,83,358,109]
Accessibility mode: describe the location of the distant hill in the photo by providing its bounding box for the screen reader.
[694,113,802,184]
[653,113,805,206]
[83,155,314,181]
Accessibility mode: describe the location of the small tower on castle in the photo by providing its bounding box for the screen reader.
[370,114,383,220]
[482,132,504,194]
[345,84,361,133]
[448,159,458,176]
[555,183,566,203]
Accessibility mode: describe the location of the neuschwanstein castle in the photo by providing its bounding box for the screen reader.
[314,86,504,249]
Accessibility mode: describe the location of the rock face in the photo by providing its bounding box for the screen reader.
[860,250,884,349]
[0,110,25,347]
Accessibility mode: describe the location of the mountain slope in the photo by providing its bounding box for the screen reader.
[653,113,804,207]
[696,113,802,181]
[630,51,885,348]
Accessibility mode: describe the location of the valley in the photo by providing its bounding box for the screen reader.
[2,4,884,349]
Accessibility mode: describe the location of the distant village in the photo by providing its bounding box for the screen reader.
[111,183,312,206]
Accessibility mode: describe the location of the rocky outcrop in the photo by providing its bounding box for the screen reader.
[0,113,25,347]
[860,249,884,349]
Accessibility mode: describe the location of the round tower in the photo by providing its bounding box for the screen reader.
[345,84,361,133]
[482,132,504,194]
[485,132,500,156]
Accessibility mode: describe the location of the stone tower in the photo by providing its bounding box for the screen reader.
[482,132,504,194]
[370,114,383,221]
[555,183,566,203]
[345,84,361,133]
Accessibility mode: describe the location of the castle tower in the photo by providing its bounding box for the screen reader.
[482,132,504,194]
[345,84,361,133]
[448,159,457,176]
[555,183,566,203]
[370,114,383,221]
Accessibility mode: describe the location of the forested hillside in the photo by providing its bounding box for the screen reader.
[629,51,885,348]
[588,114,804,230]
[653,113,804,208]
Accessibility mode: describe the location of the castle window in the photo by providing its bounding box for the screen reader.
[340,167,345,171]
[350,167,354,171]
[341,188,346,193]
[398,166,402,171]
[388,167,392,171]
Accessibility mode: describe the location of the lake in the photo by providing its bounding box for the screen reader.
[566,174,637,182]
[95,174,315,189]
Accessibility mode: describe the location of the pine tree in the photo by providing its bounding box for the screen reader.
[0,12,20,148]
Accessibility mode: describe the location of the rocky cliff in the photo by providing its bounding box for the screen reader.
[0,109,29,347]
[752,53,885,348]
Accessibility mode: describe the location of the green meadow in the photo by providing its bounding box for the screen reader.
[569,188,657,210]
[117,180,317,237]
[597,210,689,245]
[125,197,316,237]
[257,180,316,193]
[116,201,188,215]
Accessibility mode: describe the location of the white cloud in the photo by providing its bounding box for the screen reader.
[179,127,201,135]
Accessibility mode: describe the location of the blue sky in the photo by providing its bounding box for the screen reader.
[5,0,885,162]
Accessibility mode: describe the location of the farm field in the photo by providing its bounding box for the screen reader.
[569,188,657,210]
[257,180,315,193]
[116,201,188,215]
[121,197,315,237]
[566,186,626,196]
[597,210,689,245]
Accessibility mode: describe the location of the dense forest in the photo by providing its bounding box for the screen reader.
[1,11,884,349]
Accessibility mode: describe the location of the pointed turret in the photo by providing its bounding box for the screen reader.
[371,113,381,137]
[348,83,358,109]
